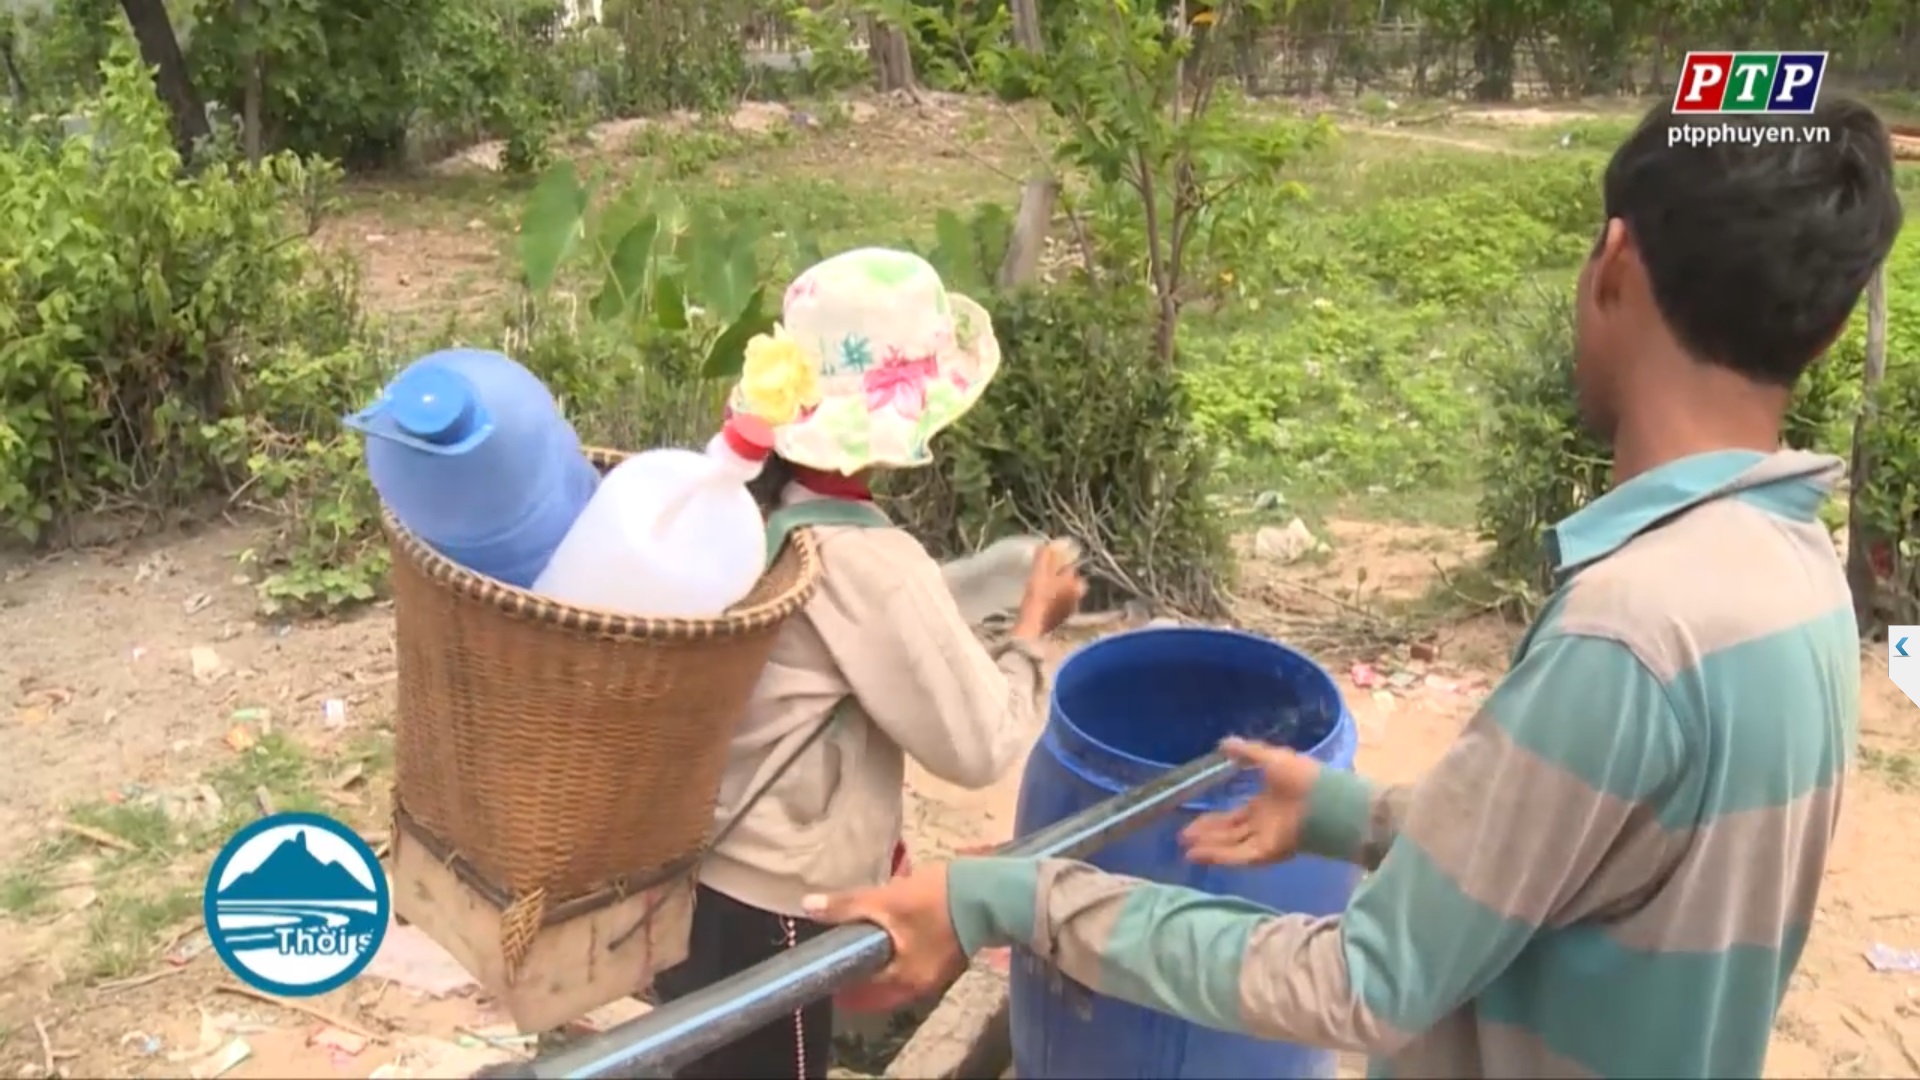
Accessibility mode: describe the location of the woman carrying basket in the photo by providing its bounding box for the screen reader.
[650,248,1086,1079]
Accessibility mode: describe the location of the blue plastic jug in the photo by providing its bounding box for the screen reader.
[344,348,600,589]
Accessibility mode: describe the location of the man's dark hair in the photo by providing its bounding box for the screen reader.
[1600,97,1903,387]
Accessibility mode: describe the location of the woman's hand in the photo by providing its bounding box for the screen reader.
[1013,539,1087,639]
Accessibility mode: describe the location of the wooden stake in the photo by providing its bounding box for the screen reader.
[1845,264,1890,633]
[997,179,1059,289]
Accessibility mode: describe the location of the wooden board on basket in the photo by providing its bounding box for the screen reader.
[392,824,694,1033]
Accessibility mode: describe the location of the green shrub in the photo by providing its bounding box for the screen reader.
[606,0,748,116]
[510,315,730,453]
[185,0,568,170]
[1334,157,1602,308]
[779,1,874,97]
[1183,297,1487,496]
[1858,361,1920,625]
[227,330,396,615]
[884,283,1232,616]
[1474,285,1861,616]
[0,45,353,543]
[1848,230,1920,627]
[1473,290,1607,610]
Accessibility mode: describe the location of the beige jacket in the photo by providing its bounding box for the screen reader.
[698,488,1049,917]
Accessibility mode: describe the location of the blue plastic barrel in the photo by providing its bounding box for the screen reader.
[344,348,599,589]
[1010,626,1359,1080]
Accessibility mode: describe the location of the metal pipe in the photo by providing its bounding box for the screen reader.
[476,748,1243,1080]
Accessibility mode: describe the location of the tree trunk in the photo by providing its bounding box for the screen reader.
[2,32,28,108]
[1232,22,1262,94]
[1010,0,1044,55]
[117,0,212,162]
[997,179,1059,289]
[1649,17,1669,95]
[239,0,262,164]
[868,17,915,92]
[1846,265,1891,634]
[243,60,262,163]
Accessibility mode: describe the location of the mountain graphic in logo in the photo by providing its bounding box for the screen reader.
[204,813,391,997]
[217,829,379,903]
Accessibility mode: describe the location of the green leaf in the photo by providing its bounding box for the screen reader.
[589,277,625,323]
[518,162,588,293]
[598,213,659,322]
[683,200,768,317]
[793,228,825,268]
[701,287,776,380]
[653,270,689,331]
[931,208,980,291]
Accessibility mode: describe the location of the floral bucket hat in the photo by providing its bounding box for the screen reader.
[729,247,1001,474]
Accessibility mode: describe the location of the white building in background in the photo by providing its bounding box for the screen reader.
[561,0,603,28]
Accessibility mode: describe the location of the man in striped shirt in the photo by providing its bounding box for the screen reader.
[804,97,1902,1077]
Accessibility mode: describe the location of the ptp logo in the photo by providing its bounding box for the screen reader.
[1673,52,1828,114]
[1892,626,1920,711]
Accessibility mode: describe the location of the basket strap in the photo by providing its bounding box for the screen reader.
[612,698,855,951]
[743,501,887,852]
[705,697,852,859]
[764,499,891,567]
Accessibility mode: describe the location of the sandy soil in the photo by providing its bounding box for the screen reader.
[0,516,1913,1079]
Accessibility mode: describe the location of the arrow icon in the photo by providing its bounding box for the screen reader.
[1893,628,1920,710]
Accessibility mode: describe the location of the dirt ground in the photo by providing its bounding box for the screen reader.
[0,516,1915,1079]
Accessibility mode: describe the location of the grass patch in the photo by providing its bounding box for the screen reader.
[206,730,328,826]
[626,122,795,177]
[0,714,399,987]
[0,873,55,916]
[67,801,183,861]
[1498,116,1638,153]
[81,883,202,982]
[0,836,82,917]
[1861,745,1918,792]
[337,727,396,776]
[3,730,391,983]
[1333,482,1484,531]
[1181,128,1601,509]
[337,171,532,231]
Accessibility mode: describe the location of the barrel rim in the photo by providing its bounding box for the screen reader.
[1045,626,1352,803]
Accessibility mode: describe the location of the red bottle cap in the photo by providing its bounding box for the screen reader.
[721,414,775,462]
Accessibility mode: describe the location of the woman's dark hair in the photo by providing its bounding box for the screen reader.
[748,453,798,510]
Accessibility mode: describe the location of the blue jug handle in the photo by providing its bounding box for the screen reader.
[342,397,495,456]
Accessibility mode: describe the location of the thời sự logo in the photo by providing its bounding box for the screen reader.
[203,812,390,996]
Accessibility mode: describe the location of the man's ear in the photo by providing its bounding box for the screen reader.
[1588,218,1633,309]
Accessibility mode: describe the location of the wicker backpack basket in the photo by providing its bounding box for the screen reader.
[386,446,823,977]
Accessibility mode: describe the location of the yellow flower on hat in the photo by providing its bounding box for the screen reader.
[738,324,822,426]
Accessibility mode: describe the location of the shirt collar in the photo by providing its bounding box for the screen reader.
[1548,448,1843,578]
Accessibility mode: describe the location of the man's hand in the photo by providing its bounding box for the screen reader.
[803,862,969,1000]
[1180,737,1324,867]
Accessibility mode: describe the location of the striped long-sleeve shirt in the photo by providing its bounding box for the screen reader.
[947,449,1859,1078]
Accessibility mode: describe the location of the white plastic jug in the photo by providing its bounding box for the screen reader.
[534,415,775,617]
